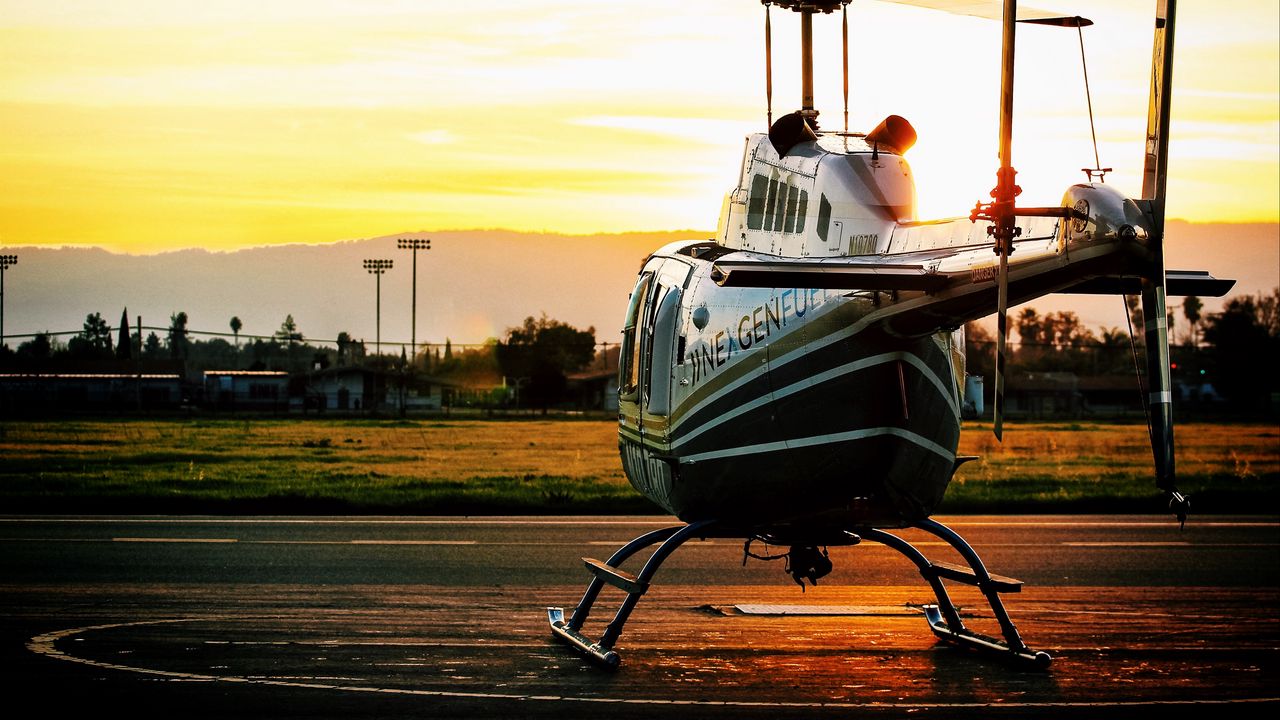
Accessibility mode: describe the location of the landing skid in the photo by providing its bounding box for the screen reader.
[547,517,1051,670]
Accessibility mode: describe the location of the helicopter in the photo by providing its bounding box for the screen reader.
[548,0,1233,669]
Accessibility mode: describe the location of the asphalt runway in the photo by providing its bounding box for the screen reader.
[3,515,1278,718]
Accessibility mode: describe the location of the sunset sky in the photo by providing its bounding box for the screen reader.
[1,0,1277,253]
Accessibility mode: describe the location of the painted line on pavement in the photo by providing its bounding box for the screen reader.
[28,619,1280,712]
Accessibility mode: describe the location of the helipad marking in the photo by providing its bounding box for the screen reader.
[26,619,1280,711]
[735,604,922,616]
[1064,541,1191,547]
[348,540,477,545]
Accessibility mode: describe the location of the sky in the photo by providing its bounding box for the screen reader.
[1,0,1277,255]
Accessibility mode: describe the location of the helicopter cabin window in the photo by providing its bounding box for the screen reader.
[747,174,768,230]
[644,285,682,417]
[764,178,779,231]
[816,194,832,242]
[783,185,800,233]
[748,175,807,236]
[620,273,654,399]
[772,181,787,232]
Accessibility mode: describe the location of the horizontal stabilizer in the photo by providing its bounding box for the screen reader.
[1061,270,1235,297]
[712,256,947,291]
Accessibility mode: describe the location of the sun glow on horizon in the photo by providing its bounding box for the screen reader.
[1,0,1276,253]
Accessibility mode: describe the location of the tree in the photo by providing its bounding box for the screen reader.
[1125,294,1144,338]
[167,312,190,360]
[190,337,238,369]
[1011,309,1097,371]
[336,331,355,365]
[274,314,302,346]
[143,332,163,359]
[229,316,242,348]
[116,309,132,360]
[17,332,53,360]
[80,312,112,352]
[1202,290,1280,410]
[66,312,113,360]
[963,321,994,381]
[1096,327,1135,374]
[496,315,596,410]
[1014,308,1046,347]
[1047,311,1095,349]
[1182,296,1203,347]
[1257,288,1280,336]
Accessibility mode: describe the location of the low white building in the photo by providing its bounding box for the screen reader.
[308,367,453,413]
[203,370,290,411]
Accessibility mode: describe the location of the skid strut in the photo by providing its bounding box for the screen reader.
[549,517,1049,669]
[548,519,719,669]
[861,518,1051,668]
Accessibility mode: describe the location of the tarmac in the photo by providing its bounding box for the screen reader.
[3,515,1278,718]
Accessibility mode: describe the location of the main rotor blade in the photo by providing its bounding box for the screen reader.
[1019,15,1091,27]
[880,0,1081,24]
[1140,1,1185,524]
[1141,276,1175,495]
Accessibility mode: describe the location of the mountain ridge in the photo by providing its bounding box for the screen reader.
[2,223,1274,348]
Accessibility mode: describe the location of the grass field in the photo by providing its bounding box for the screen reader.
[0,418,1275,514]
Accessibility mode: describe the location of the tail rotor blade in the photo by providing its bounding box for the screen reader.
[994,251,1009,441]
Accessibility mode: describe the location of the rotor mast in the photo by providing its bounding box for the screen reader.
[765,1,851,127]
[800,9,815,120]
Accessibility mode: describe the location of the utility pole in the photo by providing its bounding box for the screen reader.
[363,258,393,358]
[0,254,16,350]
[397,238,431,363]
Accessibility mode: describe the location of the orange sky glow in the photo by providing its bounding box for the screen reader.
[1,0,1277,253]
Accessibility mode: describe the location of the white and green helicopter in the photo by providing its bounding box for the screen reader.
[550,0,1232,669]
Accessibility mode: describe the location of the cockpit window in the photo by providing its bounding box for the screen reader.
[620,273,653,396]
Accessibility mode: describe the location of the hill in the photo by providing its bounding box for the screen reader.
[1,230,706,348]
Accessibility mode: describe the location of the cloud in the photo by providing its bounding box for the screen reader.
[408,129,454,145]
[571,115,748,146]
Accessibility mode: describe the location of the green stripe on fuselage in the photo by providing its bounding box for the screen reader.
[669,292,876,428]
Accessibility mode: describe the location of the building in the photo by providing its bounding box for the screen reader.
[203,370,290,411]
[0,372,182,413]
[307,366,454,413]
[566,345,621,412]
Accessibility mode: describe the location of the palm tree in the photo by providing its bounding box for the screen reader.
[1182,296,1202,348]
[229,316,243,369]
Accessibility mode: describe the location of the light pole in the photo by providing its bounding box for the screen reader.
[0,254,16,350]
[396,237,431,362]
[363,258,393,358]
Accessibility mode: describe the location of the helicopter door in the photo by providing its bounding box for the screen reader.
[619,271,655,415]
[618,263,686,513]
[643,284,682,418]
